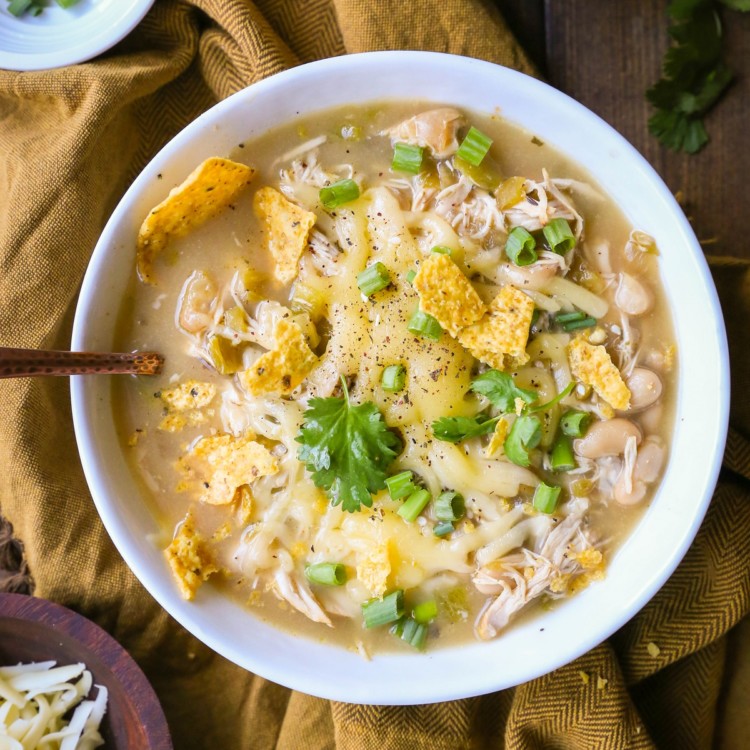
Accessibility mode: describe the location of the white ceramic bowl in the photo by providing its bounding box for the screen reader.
[0,0,154,71]
[70,51,729,704]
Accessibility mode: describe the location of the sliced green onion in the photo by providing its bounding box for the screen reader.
[431,245,452,256]
[550,434,576,472]
[389,618,406,637]
[505,227,538,266]
[401,617,428,650]
[530,308,541,328]
[407,309,443,341]
[398,488,431,522]
[433,521,455,537]
[560,410,591,437]
[434,491,465,522]
[405,269,417,285]
[562,316,597,331]
[385,471,417,500]
[392,142,424,174]
[543,218,576,254]
[456,126,493,167]
[362,590,405,628]
[357,262,390,296]
[533,482,562,514]
[381,364,406,393]
[56,0,80,7]
[8,0,33,15]
[529,382,575,413]
[304,562,347,586]
[555,311,587,324]
[320,178,360,209]
[413,600,438,624]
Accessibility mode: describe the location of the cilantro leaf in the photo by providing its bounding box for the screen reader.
[469,370,537,412]
[432,415,500,444]
[504,415,542,467]
[296,389,401,513]
[646,0,739,154]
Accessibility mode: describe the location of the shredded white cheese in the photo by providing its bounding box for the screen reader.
[0,661,107,749]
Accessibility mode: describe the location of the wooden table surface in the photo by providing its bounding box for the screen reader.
[502,0,750,259]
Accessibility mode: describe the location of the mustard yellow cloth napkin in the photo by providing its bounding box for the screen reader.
[1,2,748,748]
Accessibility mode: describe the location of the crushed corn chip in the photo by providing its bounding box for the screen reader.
[127,429,144,447]
[647,642,661,658]
[212,521,233,542]
[254,186,317,284]
[356,544,391,599]
[571,547,604,571]
[412,253,486,337]
[549,573,571,594]
[137,157,255,284]
[182,432,279,505]
[458,285,534,370]
[485,417,508,458]
[597,676,609,690]
[578,671,590,685]
[158,410,207,433]
[236,485,254,526]
[164,512,218,600]
[161,380,216,412]
[568,335,631,410]
[240,318,318,395]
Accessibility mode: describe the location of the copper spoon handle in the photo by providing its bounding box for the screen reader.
[0,348,164,378]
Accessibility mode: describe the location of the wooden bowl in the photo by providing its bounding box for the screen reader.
[0,593,172,749]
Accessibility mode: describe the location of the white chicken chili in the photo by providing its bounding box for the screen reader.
[114,103,676,654]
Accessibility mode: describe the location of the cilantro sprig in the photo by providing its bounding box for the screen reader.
[296,379,401,513]
[648,0,749,153]
[469,370,537,412]
[431,370,572,467]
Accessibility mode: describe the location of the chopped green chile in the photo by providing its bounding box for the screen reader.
[362,590,405,628]
[207,335,244,375]
[543,218,576,254]
[431,245,453,256]
[533,482,562,514]
[505,226,538,266]
[304,562,347,586]
[405,269,417,285]
[454,155,502,191]
[560,410,592,437]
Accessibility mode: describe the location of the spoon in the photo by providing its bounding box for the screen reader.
[0,348,164,378]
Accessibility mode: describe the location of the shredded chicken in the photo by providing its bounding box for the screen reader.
[473,509,592,640]
[383,107,465,158]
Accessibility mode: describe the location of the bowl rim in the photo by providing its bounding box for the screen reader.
[0,0,155,72]
[70,50,730,704]
[0,592,172,748]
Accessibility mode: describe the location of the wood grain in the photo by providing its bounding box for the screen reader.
[542,0,750,255]
[0,593,173,750]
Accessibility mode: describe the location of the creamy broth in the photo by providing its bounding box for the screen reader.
[113,102,675,655]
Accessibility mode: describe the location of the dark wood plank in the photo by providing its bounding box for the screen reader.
[544,0,750,256]
[498,0,547,74]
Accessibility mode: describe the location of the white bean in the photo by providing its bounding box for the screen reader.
[634,438,666,484]
[574,418,642,459]
[626,368,663,411]
[639,403,663,434]
[614,478,647,506]
[615,273,653,316]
